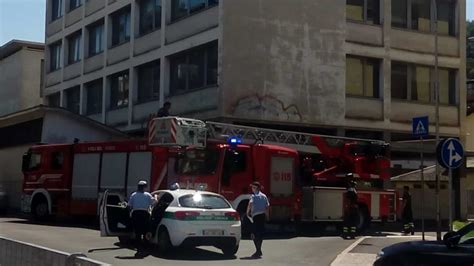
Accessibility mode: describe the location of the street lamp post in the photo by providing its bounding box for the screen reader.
[433,0,441,241]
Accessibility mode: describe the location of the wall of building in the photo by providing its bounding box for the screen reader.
[43,0,466,139]
[462,114,474,219]
[41,111,123,143]
[393,184,449,220]
[43,0,220,132]
[19,49,44,111]
[219,0,465,138]
[220,0,346,126]
[0,52,22,115]
[0,47,44,117]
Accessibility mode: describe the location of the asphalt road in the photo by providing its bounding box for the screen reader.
[0,217,355,266]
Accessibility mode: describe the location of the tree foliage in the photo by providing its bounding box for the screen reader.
[468,20,474,37]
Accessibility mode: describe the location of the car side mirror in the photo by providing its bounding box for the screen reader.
[443,231,461,248]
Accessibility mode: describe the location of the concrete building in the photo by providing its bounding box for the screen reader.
[0,40,44,116]
[43,0,466,140]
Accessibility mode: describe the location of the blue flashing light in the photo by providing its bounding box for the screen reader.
[228,136,242,145]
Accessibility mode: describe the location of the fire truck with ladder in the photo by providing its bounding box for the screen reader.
[21,117,397,231]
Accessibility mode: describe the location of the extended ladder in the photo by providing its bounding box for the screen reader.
[205,121,386,154]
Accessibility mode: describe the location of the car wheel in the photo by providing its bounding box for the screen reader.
[157,228,172,254]
[221,245,239,257]
[118,236,132,246]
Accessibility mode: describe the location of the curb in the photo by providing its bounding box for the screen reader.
[0,236,110,266]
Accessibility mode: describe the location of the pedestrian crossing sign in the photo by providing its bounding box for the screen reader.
[412,116,429,137]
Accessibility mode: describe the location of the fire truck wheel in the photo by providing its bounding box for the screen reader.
[32,196,49,220]
[356,205,370,232]
[157,228,171,254]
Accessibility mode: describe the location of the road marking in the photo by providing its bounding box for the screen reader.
[340,237,367,255]
[330,236,368,266]
[331,235,438,266]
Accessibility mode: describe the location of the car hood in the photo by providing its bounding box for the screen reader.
[381,241,445,256]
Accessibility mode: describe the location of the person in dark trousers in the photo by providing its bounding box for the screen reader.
[246,181,270,258]
[157,102,171,117]
[401,186,414,235]
[342,173,358,239]
[128,180,156,247]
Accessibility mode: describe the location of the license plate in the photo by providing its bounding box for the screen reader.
[203,229,224,236]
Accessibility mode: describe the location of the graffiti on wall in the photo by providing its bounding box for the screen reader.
[231,94,303,122]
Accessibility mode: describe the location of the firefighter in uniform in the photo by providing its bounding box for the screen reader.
[342,173,358,239]
[401,186,415,235]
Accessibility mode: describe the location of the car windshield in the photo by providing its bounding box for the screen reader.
[456,222,474,244]
[176,148,219,175]
[179,194,230,209]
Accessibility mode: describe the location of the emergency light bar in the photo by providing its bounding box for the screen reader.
[228,136,242,145]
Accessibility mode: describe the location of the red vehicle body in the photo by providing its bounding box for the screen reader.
[20,140,301,222]
[21,118,397,228]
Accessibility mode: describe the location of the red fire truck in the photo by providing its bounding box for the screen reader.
[21,117,397,230]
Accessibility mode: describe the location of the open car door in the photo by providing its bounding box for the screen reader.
[100,190,132,237]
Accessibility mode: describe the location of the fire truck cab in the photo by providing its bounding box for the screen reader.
[148,117,302,224]
[167,142,301,223]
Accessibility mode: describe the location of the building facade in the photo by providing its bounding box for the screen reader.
[0,40,44,116]
[43,0,466,141]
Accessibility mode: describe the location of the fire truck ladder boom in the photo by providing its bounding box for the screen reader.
[205,121,386,154]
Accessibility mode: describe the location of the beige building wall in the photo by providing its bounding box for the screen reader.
[19,49,44,111]
[0,41,44,116]
[219,0,466,137]
[463,114,474,219]
[220,0,346,126]
[0,51,22,115]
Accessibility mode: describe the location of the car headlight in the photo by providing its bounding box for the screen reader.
[376,251,384,260]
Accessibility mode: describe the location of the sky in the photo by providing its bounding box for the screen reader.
[0,0,473,46]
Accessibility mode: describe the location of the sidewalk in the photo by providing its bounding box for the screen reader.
[331,234,437,266]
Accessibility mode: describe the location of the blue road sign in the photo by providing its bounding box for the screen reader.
[438,138,464,169]
[413,116,429,137]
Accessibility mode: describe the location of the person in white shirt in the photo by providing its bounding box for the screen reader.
[246,181,270,258]
[128,180,156,245]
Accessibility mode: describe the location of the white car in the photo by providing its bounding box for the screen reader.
[100,189,241,256]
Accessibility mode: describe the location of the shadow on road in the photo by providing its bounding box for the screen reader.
[91,242,237,261]
[88,246,126,253]
[240,256,262,260]
[154,247,236,261]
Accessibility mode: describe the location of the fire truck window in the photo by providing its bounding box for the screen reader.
[350,144,366,156]
[222,151,247,186]
[51,152,64,170]
[224,151,246,173]
[28,153,42,171]
[177,149,219,175]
